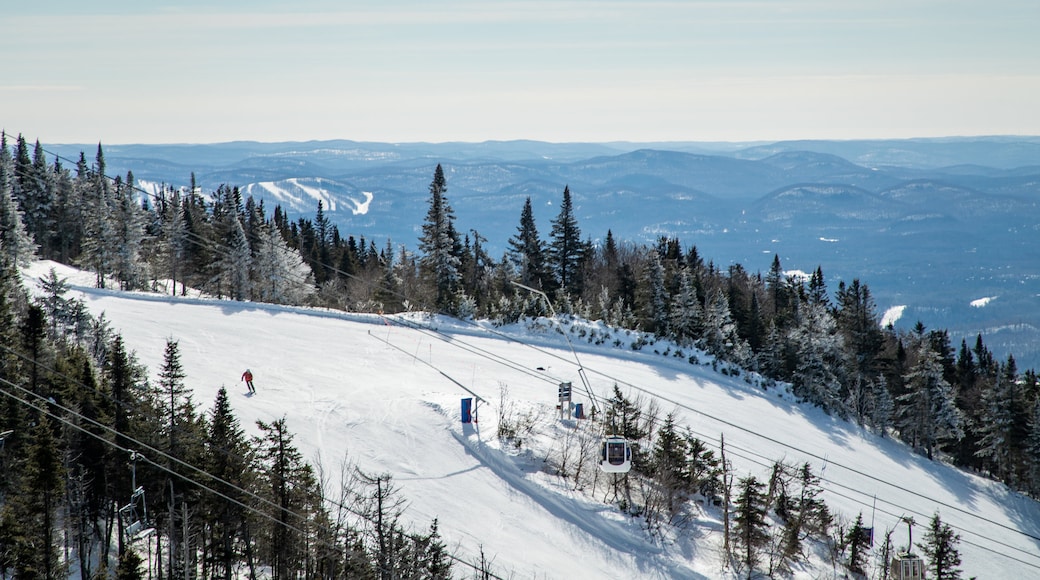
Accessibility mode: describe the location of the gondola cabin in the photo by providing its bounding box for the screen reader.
[599,436,632,474]
[893,551,923,580]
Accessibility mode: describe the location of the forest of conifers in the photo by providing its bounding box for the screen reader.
[0,132,1036,578]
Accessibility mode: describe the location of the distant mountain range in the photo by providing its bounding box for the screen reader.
[48,137,1040,369]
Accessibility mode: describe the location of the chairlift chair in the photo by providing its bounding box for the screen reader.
[893,551,924,580]
[599,435,632,474]
[119,486,154,542]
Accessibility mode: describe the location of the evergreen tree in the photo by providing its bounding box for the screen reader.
[112,172,149,291]
[215,210,252,300]
[650,413,688,515]
[975,371,1016,481]
[668,266,701,346]
[917,512,962,580]
[49,155,79,263]
[0,131,37,266]
[154,339,203,579]
[16,140,56,257]
[548,185,585,296]
[15,414,65,579]
[699,288,751,366]
[731,474,769,577]
[252,223,314,305]
[79,145,118,288]
[845,512,870,577]
[897,342,964,460]
[254,416,320,580]
[640,249,669,335]
[1025,397,1040,497]
[203,387,254,580]
[417,164,461,311]
[789,300,846,414]
[506,196,551,291]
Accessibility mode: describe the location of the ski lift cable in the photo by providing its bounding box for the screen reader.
[510,281,599,415]
[0,376,507,579]
[368,329,487,404]
[821,482,1040,569]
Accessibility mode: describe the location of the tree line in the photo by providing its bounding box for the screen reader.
[1,132,1034,577]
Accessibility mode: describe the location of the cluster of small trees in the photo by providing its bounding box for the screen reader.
[525,386,965,578]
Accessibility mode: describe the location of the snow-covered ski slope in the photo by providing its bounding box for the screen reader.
[26,262,1040,579]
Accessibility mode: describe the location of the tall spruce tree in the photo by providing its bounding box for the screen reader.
[731,474,769,577]
[897,342,964,460]
[0,131,37,266]
[203,387,254,580]
[417,164,461,311]
[506,197,551,292]
[548,185,585,296]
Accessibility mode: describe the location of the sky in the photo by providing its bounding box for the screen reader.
[23,259,1040,579]
[4,1,1040,144]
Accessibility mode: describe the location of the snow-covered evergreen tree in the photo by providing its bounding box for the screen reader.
[897,342,964,460]
[112,172,149,291]
[79,145,118,288]
[253,223,314,305]
[699,287,751,366]
[641,249,669,336]
[669,266,701,347]
[214,211,252,301]
[788,300,846,414]
[0,131,37,266]
[975,372,1015,481]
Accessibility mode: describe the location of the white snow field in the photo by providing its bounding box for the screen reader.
[24,261,1040,579]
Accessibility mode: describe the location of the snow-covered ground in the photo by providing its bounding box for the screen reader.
[23,261,1040,579]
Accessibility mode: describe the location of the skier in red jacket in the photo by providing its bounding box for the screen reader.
[242,369,255,393]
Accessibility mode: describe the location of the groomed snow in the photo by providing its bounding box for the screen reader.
[22,261,1040,579]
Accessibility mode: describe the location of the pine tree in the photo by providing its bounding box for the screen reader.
[732,475,769,577]
[252,223,314,305]
[845,512,870,577]
[897,342,964,460]
[254,416,319,579]
[917,512,962,580]
[548,185,585,296]
[0,131,37,266]
[49,155,79,263]
[15,414,65,579]
[699,288,751,366]
[112,172,148,291]
[216,211,252,300]
[79,145,118,289]
[641,249,669,335]
[506,196,551,291]
[788,300,846,414]
[975,371,1015,481]
[668,266,701,346]
[203,387,254,579]
[417,164,461,311]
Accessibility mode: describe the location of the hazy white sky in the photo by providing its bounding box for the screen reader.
[4,1,1039,144]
